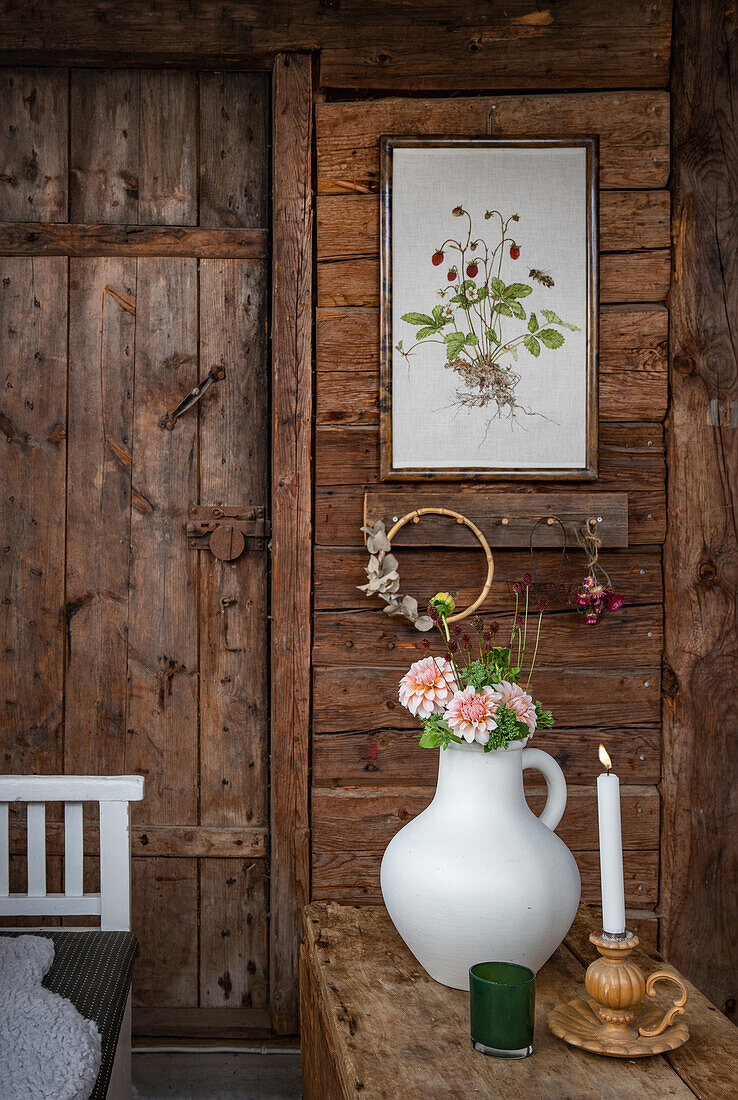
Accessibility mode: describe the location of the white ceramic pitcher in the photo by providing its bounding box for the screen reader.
[380,738,581,990]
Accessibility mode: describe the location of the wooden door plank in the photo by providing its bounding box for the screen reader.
[126,258,199,824]
[199,260,269,829]
[200,858,269,1010]
[70,70,198,226]
[316,92,670,193]
[0,257,67,774]
[70,70,140,224]
[0,70,67,221]
[139,71,197,225]
[199,72,269,228]
[311,786,659,853]
[270,51,313,1037]
[316,191,671,260]
[64,260,137,775]
[0,223,269,258]
[131,857,198,1008]
[312,727,661,788]
[314,546,663,611]
[661,0,738,1020]
[313,666,661,732]
[312,848,659,908]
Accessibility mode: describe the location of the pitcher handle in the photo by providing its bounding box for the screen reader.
[521,747,567,831]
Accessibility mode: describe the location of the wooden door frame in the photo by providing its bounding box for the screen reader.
[270,51,313,1035]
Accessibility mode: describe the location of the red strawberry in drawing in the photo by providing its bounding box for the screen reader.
[510,245,520,260]
[447,267,458,282]
[432,250,444,266]
[466,262,479,278]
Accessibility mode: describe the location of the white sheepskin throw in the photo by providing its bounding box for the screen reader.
[0,935,101,1100]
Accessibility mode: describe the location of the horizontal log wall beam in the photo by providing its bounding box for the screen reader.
[312,849,659,907]
[0,3,671,90]
[316,304,669,425]
[314,605,661,668]
[313,728,660,787]
[316,92,671,192]
[311,785,659,851]
[314,547,663,611]
[313,667,661,731]
[316,192,672,259]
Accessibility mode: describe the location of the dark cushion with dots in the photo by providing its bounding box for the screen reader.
[0,930,138,1099]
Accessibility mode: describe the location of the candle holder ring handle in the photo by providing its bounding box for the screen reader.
[521,747,567,831]
[638,972,688,1038]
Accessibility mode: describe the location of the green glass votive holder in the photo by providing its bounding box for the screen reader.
[469,961,536,1058]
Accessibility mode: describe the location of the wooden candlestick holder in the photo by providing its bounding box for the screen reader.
[548,930,690,1057]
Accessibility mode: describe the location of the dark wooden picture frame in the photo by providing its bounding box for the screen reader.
[379,135,599,481]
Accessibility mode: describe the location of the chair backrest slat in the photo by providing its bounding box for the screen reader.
[0,775,143,931]
[64,802,84,897]
[26,803,46,897]
[0,803,8,897]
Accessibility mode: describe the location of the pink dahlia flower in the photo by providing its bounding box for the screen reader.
[445,685,500,745]
[493,680,538,733]
[398,656,458,718]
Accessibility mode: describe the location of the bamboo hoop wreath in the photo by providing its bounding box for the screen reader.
[359,507,494,631]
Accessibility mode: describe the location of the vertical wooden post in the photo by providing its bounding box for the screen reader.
[662,0,738,1017]
[270,51,313,1035]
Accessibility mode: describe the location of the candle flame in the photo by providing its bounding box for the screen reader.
[598,744,612,771]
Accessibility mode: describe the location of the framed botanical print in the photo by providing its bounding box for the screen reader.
[379,136,599,480]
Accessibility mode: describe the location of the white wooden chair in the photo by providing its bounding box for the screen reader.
[0,775,145,1100]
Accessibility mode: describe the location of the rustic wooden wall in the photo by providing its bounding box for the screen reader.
[1,0,734,1026]
[311,85,670,947]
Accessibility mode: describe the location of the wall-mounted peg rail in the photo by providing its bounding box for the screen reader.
[363,491,629,548]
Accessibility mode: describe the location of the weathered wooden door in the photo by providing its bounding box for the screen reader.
[0,69,271,1036]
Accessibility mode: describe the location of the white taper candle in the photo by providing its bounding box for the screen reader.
[596,744,626,935]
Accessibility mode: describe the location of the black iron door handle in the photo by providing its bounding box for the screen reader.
[159,365,226,430]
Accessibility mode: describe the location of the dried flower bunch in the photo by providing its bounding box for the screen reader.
[395,205,580,424]
[575,519,626,626]
[358,520,434,631]
[398,583,554,754]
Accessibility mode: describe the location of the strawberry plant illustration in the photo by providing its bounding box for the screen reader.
[395,205,580,424]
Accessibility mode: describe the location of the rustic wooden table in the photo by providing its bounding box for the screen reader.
[301,903,737,1099]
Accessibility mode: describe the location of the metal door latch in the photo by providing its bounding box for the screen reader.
[187,505,269,560]
[160,366,226,430]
